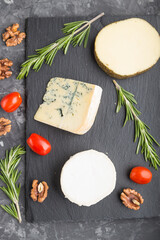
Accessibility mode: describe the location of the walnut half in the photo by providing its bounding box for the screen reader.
[120,188,144,210]
[0,58,13,80]
[0,118,11,136]
[30,180,49,203]
[2,23,26,47]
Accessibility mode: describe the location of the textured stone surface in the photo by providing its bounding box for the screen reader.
[0,0,160,239]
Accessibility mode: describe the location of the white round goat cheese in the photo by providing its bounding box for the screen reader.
[60,149,116,207]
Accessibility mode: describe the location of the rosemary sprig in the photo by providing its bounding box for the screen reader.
[17,13,104,80]
[113,80,160,170]
[0,145,25,223]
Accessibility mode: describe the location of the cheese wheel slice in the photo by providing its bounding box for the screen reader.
[60,150,116,207]
[34,77,102,135]
[95,18,160,79]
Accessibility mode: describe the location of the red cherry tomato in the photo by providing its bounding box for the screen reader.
[27,133,51,155]
[130,166,152,184]
[1,92,22,112]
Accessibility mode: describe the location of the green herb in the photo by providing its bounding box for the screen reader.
[0,145,25,223]
[17,13,104,80]
[113,80,160,170]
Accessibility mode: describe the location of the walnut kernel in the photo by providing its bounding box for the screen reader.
[120,188,144,210]
[30,180,49,203]
[0,118,11,136]
[2,23,26,47]
[0,58,13,80]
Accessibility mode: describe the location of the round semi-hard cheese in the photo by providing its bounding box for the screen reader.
[94,18,160,79]
[60,149,116,207]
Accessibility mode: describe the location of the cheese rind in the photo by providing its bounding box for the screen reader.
[34,77,102,134]
[95,18,160,79]
[60,149,116,207]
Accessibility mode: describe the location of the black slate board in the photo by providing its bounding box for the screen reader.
[26,16,160,222]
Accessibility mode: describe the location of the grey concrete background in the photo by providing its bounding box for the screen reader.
[0,0,160,239]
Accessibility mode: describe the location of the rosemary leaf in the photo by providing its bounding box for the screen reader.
[62,21,87,34]
[0,145,25,223]
[84,27,90,48]
[113,80,160,170]
[71,26,90,47]
[17,13,104,80]
[1,204,18,220]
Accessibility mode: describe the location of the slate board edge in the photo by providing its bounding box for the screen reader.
[25,16,160,222]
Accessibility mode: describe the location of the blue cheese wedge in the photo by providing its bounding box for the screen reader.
[34,77,102,134]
